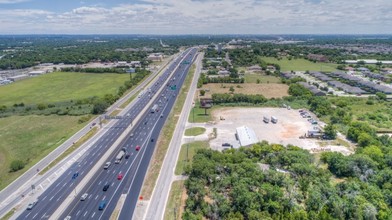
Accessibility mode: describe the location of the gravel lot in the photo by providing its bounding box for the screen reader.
[208,107,352,155]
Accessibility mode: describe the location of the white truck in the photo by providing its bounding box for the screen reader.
[271,116,278,124]
[115,149,126,164]
[150,104,159,113]
[263,116,269,123]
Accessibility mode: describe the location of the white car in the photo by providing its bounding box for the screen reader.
[103,162,111,169]
[26,200,38,210]
[64,216,71,220]
[80,193,88,201]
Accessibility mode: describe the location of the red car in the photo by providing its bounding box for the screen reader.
[135,145,140,151]
[117,173,123,180]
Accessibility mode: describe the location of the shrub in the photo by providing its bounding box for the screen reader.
[9,160,25,172]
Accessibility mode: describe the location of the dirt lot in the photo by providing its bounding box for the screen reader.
[202,83,289,99]
[208,107,352,155]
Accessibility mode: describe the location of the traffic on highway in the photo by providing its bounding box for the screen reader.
[16,48,197,220]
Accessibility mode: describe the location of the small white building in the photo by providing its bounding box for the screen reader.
[236,126,258,147]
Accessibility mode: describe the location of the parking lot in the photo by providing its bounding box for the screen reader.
[208,107,346,153]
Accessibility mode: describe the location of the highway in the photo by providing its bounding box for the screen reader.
[0,53,175,218]
[15,48,198,220]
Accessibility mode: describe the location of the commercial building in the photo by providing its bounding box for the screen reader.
[236,126,258,147]
[147,53,164,62]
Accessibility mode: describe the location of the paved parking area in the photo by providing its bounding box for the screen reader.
[209,107,323,151]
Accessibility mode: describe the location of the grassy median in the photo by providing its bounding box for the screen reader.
[164,180,185,220]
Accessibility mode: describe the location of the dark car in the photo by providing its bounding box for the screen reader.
[222,143,231,147]
[103,184,110,191]
[125,154,130,159]
[98,200,107,210]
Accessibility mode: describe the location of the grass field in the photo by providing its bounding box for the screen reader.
[188,102,214,123]
[0,72,129,106]
[260,57,338,72]
[164,180,185,220]
[0,115,86,190]
[184,127,206,136]
[175,141,209,175]
[244,74,281,84]
[202,83,289,99]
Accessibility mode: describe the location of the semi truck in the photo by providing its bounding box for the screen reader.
[271,116,278,124]
[151,104,159,113]
[115,149,126,164]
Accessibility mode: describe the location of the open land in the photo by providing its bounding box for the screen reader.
[260,57,338,72]
[0,72,129,106]
[201,83,289,99]
[0,115,85,189]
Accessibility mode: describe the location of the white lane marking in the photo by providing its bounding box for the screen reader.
[91,212,96,218]
[84,211,88,217]
[26,213,31,217]
[98,180,102,185]
[77,210,81,216]
[33,213,38,219]
[50,196,54,201]
[42,195,47,201]
[103,195,106,200]
[63,182,67,187]
[111,182,115,186]
[95,195,99,200]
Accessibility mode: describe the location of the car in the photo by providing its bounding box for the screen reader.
[160,114,163,118]
[103,162,111,169]
[103,184,110,191]
[135,145,140,151]
[26,200,38,210]
[92,122,96,126]
[98,200,107,210]
[64,216,71,220]
[117,173,123,180]
[222,143,231,147]
[80,193,88,201]
[130,133,134,138]
[151,138,154,142]
[125,154,130,159]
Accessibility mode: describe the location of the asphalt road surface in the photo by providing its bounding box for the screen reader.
[15,48,197,220]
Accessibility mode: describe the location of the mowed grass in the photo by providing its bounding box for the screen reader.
[244,74,282,83]
[260,57,338,72]
[0,72,129,106]
[175,141,209,175]
[202,83,289,99]
[184,127,206,136]
[0,115,85,190]
[164,180,186,220]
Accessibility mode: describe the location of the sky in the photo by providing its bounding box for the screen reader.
[0,0,391,35]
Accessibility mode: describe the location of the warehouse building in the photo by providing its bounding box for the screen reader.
[236,126,258,147]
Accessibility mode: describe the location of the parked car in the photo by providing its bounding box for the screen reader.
[117,173,123,180]
[135,145,140,151]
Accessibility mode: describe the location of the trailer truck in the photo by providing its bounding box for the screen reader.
[115,149,126,164]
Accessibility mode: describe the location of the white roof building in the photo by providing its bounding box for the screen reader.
[236,126,258,147]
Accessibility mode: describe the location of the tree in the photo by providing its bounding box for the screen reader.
[256,79,261,84]
[92,101,109,114]
[323,124,337,139]
[229,86,235,93]
[200,90,206,96]
[375,92,387,101]
[10,160,25,172]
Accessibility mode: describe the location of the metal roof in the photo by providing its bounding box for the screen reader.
[236,126,258,147]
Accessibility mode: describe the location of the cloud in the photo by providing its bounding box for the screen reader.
[0,0,30,4]
[0,0,391,34]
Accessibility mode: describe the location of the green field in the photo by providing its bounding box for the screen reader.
[0,72,129,106]
[244,74,281,83]
[0,115,86,190]
[164,180,185,220]
[260,57,338,72]
[184,127,206,136]
[175,141,209,175]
